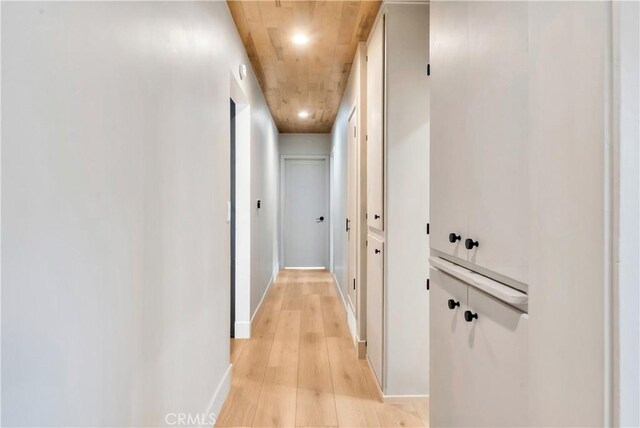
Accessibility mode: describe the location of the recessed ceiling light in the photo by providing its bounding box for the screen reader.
[292,34,309,45]
[298,111,309,119]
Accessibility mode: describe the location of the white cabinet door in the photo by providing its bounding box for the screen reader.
[366,235,384,387]
[367,15,385,231]
[464,287,529,427]
[429,1,469,262]
[429,267,470,428]
[465,1,529,286]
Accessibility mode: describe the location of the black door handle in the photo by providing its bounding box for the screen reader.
[374,214,380,219]
[375,249,381,254]
[464,310,478,322]
[449,233,461,243]
[447,299,460,309]
[317,216,325,222]
[465,238,479,249]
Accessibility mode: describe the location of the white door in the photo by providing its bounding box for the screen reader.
[367,15,385,231]
[430,1,470,263]
[283,158,329,268]
[366,235,384,387]
[429,267,470,428]
[464,287,529,427]
[466,1,529,286]
[347,109,358,309]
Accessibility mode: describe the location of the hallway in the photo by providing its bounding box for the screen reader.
[216,270,429,428]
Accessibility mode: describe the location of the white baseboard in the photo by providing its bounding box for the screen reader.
[382,394,430,403]
[250,271,277,326]
[204,363,232,427]
[347,302,357,342]
[234,321,250,339]
[332,273,349,315]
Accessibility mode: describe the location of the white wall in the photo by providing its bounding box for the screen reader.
[330,44,367,340]
[527,2,610,426]
[279,133,331,156]
[1,2,279,426]
[613,1,640,425]
[250,107,280,318]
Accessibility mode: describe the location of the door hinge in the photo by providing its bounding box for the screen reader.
[426,223,430,235]
[426,278,430,290]
[366,240,368,246]
[427,63,431,76]
[366,55,368,62]
[353,278,356,290]
[346,218,350,232]
[366,134,368,141]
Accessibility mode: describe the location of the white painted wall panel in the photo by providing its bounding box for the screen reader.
[384,3,430,396]
[1,2,279,426]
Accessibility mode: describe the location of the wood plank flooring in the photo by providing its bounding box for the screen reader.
[216,269,429,428]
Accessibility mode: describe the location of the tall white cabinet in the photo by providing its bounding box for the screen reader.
[365,3,430,395]
[430,1,611,427]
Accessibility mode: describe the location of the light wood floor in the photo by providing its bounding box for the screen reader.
[216,269,429,428]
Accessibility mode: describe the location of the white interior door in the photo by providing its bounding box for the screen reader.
[347,109,358,310]
[283,158,329,268]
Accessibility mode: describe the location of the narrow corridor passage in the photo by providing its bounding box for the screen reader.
[216,270,429,427]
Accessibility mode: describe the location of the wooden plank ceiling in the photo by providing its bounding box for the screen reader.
[227,0,381,133]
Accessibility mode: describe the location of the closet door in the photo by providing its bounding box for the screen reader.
[465,2,529,286]
[366,235,384,387]
[430,267,470,428]
[464,288,529,427]
[366,15,385,231]
[347,109,358,309]
[429,1,470,262]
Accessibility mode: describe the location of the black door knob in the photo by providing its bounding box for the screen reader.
[374,214,381,219]
[449,233,461,243]
[447,299,460,309]
[464,310,478,322]
[465,238,479,250]
[317,216,325,222]
[375,249,381,254]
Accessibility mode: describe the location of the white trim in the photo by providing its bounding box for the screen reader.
[234,321,250,338]
[203,364,232,428]
[382,394,430,404]
[279,154,331,269]
[347,304,358,343]
[250,271,277,325]
[332,273,358,345]
[284,266,326,270]
[229,71,252,341]
[332,273,349,315]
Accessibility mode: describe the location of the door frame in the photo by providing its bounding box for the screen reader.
[230,72,252,338]
[279,154,331,269]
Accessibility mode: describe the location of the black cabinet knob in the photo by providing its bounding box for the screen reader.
[317,216,325,222]
[465,238,479,250]
[374,214,381,219]
[448,233,461,243]
[447,299,460,310]
[464,310,478,322]
[375,249,381,254]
